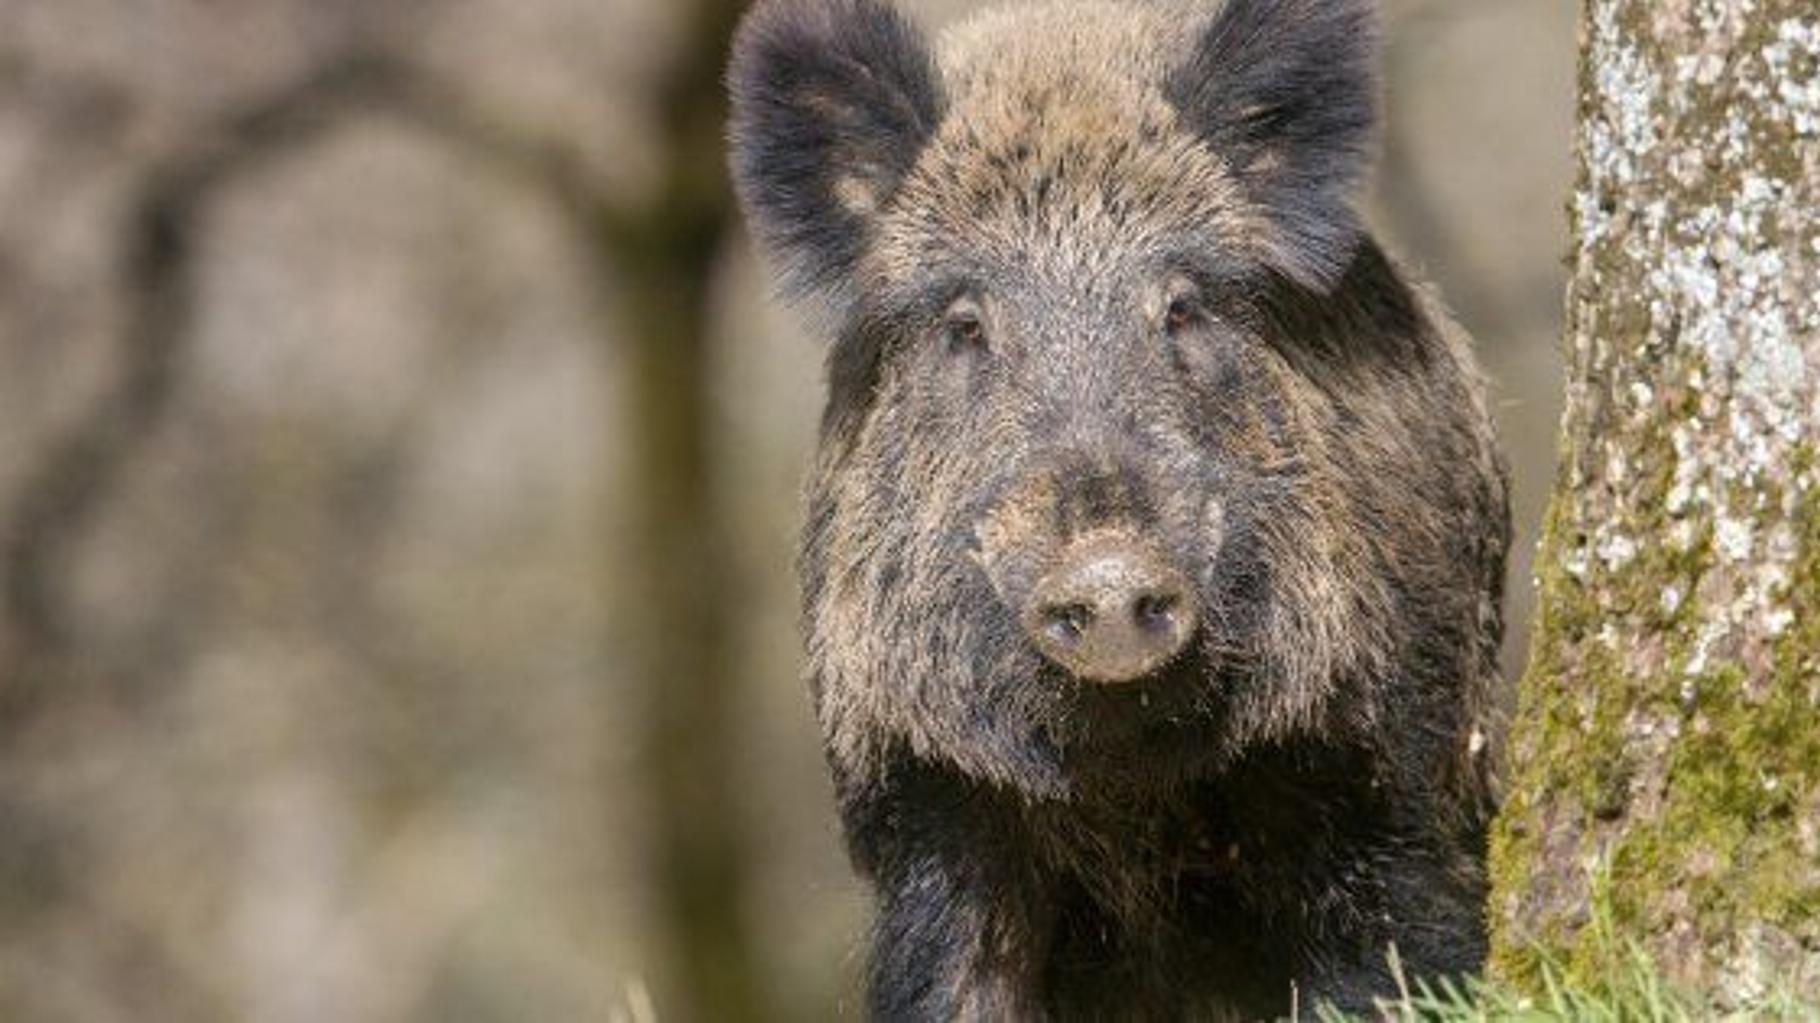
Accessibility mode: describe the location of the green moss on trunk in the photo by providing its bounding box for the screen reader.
[1489,0,1820,1003]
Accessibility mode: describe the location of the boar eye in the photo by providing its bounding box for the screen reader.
[942,301,988,354]
[1165,298,1197,334]
[1160,274,1207,337]
[1164,293,1205,337]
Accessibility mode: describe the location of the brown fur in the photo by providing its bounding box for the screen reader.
[730,0,1509,1015]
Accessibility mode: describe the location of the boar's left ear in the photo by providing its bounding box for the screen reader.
[1166,0,1380,292]
[728,0,944,303]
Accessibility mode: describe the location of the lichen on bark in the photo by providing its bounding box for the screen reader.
[1489,0,1820,1004]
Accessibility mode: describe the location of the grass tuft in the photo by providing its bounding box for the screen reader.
[1307,888,1819,1022]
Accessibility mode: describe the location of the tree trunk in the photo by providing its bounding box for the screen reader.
[608,2,772,1021]
[1489,0,1820,1004]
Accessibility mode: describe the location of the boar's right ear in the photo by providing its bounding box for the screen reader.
[728,0,944,302]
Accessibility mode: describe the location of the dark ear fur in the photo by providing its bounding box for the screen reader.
[1167,0,1380,292]
[727,0,943,302]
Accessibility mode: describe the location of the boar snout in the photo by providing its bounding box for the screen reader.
[1023,533,1198,684]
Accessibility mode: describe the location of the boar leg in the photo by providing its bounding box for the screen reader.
[842,761,1054,1021]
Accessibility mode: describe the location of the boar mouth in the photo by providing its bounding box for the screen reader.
[1048,640,1236,758]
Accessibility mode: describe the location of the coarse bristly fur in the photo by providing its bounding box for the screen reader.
[727,0,1511,1018]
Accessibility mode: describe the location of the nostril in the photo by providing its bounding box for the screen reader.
[1042,603,1096,645]
[1133,592,1179,633]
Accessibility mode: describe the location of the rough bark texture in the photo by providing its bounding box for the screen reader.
[1490,0,1820,1003]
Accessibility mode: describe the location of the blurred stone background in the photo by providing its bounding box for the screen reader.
[0,1,1573,1020]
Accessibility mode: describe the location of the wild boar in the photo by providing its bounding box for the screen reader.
[728,0,1510,1016]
